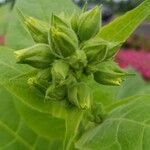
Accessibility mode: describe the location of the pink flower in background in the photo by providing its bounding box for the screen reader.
[0,36,5,45]
[116,49,150,80]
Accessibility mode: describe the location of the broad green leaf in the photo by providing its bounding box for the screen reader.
[116,70,150,100]
[14,96,65,140]
[98,0,150,42]
[0,48,65,139]
[76,95,150,150]
[0,46,65,141]
[87,80,119,107]
[0,86,63,150]
[105,95,140,113]
[6,0,79,49]
[0,46,83,144]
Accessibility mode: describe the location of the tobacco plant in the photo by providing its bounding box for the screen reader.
[0,0,150,150]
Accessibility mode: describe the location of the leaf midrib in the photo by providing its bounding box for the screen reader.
[0,120,33,150]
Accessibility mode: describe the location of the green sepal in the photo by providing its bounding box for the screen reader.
[90,103,106,124]
[28,77,49,93]
[78,6,101,42]
[66,50,87,70]
[27,68,52,93]
[51,14,70,28]
[105,42,123,60]
[36,68,52,82]
[93,61,128,86]
[50,25,78,58]
[81,38,108,64]
[45,84,66,101]
[17,9,49,43]
[14,44,55,69]
[70,12,80,33]
[51,60,70,85]
[68,82,91,109]
[70,2,88,34]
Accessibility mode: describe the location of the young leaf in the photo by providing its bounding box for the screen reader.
[98,0,150,42]
[76,95,150,150]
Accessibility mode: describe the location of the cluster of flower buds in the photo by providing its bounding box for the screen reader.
[15,6,128,110]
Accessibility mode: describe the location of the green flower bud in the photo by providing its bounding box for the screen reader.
[51,14,70,28]
[93,61,127,86]
[45,85,66,101]
[78,6,101,42]
[50,25,78,58]
[70,12,79,33]
[66,50,87,70]
[90,103,105,124]
[51,60,69,85]
[81,38,108,64]
[18,10,49,43]
[36,68,52,81]
[70,2,88,34]
[68,82,91,109]
[28,77,49,93]
[28,68,52,93]
[15,44,55,69]
[105,42,122,60]
[63,74,77,86]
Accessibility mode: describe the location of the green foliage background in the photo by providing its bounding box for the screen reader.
[0,0,150,149]
[0,4,11,35]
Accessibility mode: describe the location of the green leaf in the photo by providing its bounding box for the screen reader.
[6,0,79,49]
[87,79,119,107]
[98,0,150,42]
[0,46,83,146]
[76,95,150,150]
[14,96,66,140]
[116,71,150,100]
[0,86,63,150]
[0,46,65,140]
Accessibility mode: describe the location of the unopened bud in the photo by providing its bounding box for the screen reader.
[28,68,52,93]
[67,50,87,70]
[18,10,49,43]
[90,103,105,124]
[15,44,55,69]
[45,85,66,101]
[51,60,69,85]
[105,42,122,60]
[81,38,108,64]
[51,14,70,28]
[68,82,91,109]
[36,68,52,82]
[70,12,79,33]
[50,25,78,57]
[78,6,101,42]
[93,61,127,86]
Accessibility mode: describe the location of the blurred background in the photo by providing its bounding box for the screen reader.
[0,0,150,80]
